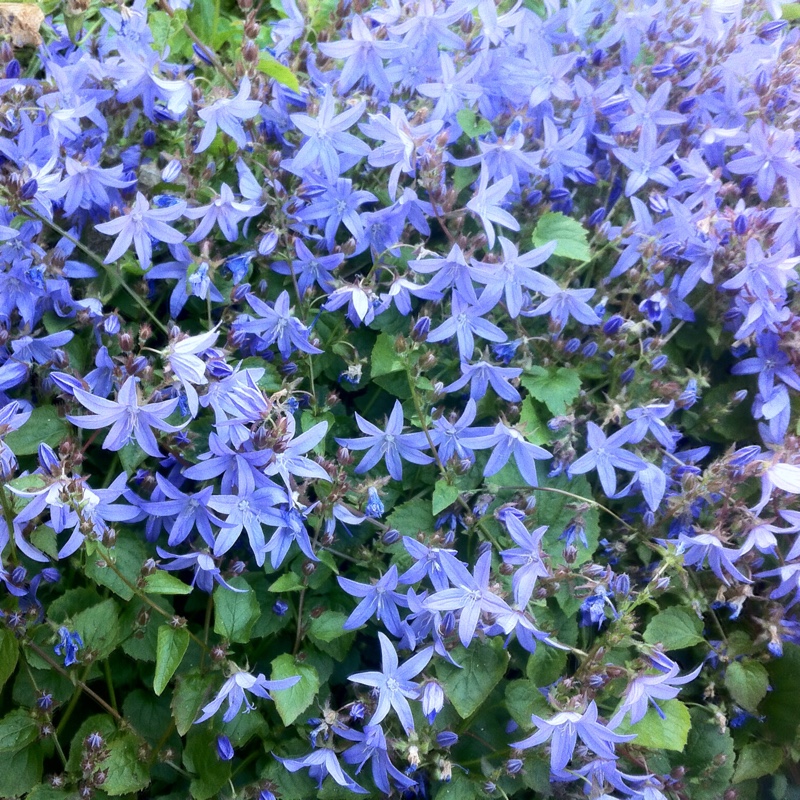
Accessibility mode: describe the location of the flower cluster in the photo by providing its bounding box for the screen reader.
[0,0,799,797]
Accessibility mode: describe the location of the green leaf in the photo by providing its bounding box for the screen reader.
[520,366,581,416]
[504,679,551,729]
[782,1,800,19]
[270,654,320,726]
[0,743,42,797]
[371,331,406,378]
[104,732,150,796]
[681,708,735,800]
[269,572,305,592]
[519,397,550,445]
[308,611,350,642]
[154,625,190,696]
[387,500,434,538]
[532,212,591,261]
[84,536,147,601]
[187,0,218,48]
[150,8,187,53]
[432,481,460,515]
[456,108,492,138]
[764,643,800,742]
[317,548,340,575]
[73,598,123,660]
[453,166,477,194]
[524,473,599,567]
[526,645,567,687]
[257,53,300,91]
[122,689,173,747]
[172,670,215,736]
[0,710,39,753]
[643,608,704,651]
[725,660,769,713]
[118,441,148,475]
[184,729,231,800]
[144,571,193,595]
[308,612,355,661]
[0,628,18,694]
[618,699,691,752]
[733,742,783,783]
[4,406,67,455]
[435,640,508,718]
[213,577,261,643]
[434,772,477,800]
[307,0,338,31]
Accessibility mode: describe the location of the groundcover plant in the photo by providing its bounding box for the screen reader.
[1,0,800,797]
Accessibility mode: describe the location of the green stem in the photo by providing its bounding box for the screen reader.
[499,485,634,531]
[0,485,18,563]
[404,361,502,550]
[102,559,210,653]
[28,211,169,336]
[157,0,238,90]
[103,660,118,713]
[22,659,67,766]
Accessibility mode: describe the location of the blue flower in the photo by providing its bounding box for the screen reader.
[511,701,634,772]
[54,627,83,667]
[196,76,261,153]
[335,400,433,481]
[348,632,433,734]
[95,191,186,270]
[195,668,300,724]
[338,564,407,637]
[67,376,187,458]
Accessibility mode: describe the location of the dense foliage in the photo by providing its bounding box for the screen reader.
[1,0,800,797]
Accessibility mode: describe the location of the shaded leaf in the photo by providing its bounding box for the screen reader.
[725,660,769,714]
[5,406,67,455]
[435,640,508,718]
[104,732,150,796]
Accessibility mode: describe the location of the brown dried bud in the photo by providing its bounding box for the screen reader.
[419,351,437,370]
[243,39,259,63]
[302,560,317,576]
[337,446,353,465]
[210,645,227,662]
[141,558,157,576]
[244,19,260,39]
[119,332,133,352]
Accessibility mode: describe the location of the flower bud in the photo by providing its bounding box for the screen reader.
[38,443,60,476]
[505,758,523,775]
[161,159,182,183]
[436,730,458,748]
[243,39,259,62]
[381,528,400,546]
[259,231,279,256]
[411,316,431,342]
[422,681,445,723]
[216,735,234,761]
